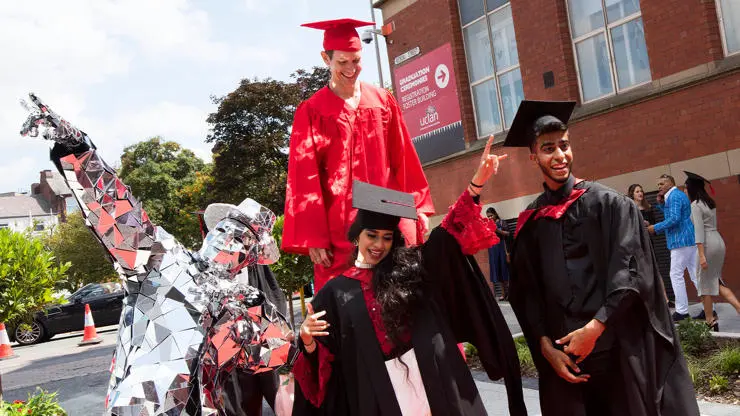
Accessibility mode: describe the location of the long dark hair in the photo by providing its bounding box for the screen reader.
[347,219,425,352]
[627,184,651,210]
[685,180,716,209]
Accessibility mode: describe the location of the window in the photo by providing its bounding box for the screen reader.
[717,0,740,56]
[566,0,651,102]
[459,0,524,138]
[65,196,80,214]
[0,223,8,229]
[34,223,45,231]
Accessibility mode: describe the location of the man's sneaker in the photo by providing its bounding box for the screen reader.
[672,312,690,321]
[692,310,718,320]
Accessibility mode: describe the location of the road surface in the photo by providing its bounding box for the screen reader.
[2,303,738,415]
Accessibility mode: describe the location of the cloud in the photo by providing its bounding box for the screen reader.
[0,156,38,193]
[0,1,264,192]
[0,0,380,193]
[81,101,214,164]
[1,100,213,193]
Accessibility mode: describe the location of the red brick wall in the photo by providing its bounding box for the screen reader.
[427,71,740,210]
[426,73,740,286]
[712,177,740,291]
[572,73,740,179]
[381,0,740,288]
[384,0,477,144]
[511,0,579,101]
[641,0,724,79]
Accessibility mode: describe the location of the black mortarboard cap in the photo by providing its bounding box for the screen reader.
[352,181,417,230]
[684,171,710,184]
[503,100,576,148]
[684,171,715,195]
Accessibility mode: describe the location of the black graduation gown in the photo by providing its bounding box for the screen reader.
[221,265,286,416]
[509,177,699,416]
[292,226,527,416]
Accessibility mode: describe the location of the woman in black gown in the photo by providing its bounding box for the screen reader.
[291,137,526,415]
[628,184,655,225]
[628,183,670,306]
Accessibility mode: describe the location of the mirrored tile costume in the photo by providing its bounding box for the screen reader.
[19,94,296,416]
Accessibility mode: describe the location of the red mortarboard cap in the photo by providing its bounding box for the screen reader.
[302,18,375,52]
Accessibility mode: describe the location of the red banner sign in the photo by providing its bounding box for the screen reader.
[393,43,464,163]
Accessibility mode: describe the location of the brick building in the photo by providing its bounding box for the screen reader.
[0,170,73,234]
[373,0,740,293]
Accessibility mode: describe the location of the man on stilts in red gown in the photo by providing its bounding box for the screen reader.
[282,18,434,293]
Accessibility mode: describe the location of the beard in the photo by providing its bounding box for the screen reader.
[537,160,572,184]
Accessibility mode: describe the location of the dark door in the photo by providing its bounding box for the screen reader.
[644,191,673,300]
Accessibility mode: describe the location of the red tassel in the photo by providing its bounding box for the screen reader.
[709,184,716,196]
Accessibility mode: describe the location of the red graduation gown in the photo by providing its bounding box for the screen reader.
[282,82,434,291]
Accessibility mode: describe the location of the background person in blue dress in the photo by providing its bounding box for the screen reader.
[487,207,511,301]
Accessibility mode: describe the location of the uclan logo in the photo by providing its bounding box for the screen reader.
[420,106,439,129]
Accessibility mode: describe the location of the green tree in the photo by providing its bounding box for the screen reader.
[0,229,68,325]
[206,67,330,214]
[118,137,207,248]
[271,216,314,328]
[46,212,116,292]
[291,67,331,101]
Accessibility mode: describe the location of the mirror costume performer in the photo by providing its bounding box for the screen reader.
[19,94,296,416]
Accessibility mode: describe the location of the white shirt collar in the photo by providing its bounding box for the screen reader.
[665,186,677,199]
[354,260,375,269]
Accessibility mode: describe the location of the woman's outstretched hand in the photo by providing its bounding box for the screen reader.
[300,303,330,354]
[469,136,507,195]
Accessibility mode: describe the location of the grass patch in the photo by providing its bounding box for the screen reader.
[514,336,537,377]
[708,346,740,376]
[677,324,740,403]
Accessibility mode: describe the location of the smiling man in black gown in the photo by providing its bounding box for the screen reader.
[506,100,698,416]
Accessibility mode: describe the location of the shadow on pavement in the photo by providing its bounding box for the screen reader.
[4,345,113,379]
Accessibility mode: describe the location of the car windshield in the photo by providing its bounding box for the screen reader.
[66,282,121,301]
[68,284,95,301]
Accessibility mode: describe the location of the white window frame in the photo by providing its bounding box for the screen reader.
[716,0,740,57]
[460,1,522,140]
[565,0,651,103]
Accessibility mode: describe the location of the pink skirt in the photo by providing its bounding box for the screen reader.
[385,349,432,415]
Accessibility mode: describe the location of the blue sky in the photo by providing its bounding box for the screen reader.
[0,0,390,193]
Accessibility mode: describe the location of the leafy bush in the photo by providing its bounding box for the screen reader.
[270,216,314,327]
[708,375,730,394]
[514,337,536,374]
[708,347,740,376]
[464,342,478,357]
[676,319,715,356]
[46,212,116,292]
[0,229,69,324]
[0,388,66,416]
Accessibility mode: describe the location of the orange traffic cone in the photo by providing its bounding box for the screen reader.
[0,323,18,360]
[78,304,103,346]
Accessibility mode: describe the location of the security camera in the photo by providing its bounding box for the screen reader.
[361,30,374,44]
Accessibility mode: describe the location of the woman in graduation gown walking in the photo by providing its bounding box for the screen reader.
[291,137,526,415]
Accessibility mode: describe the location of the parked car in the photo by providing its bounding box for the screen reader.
[9,282,124,345]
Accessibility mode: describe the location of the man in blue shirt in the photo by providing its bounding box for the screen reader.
[648,174,698,320]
